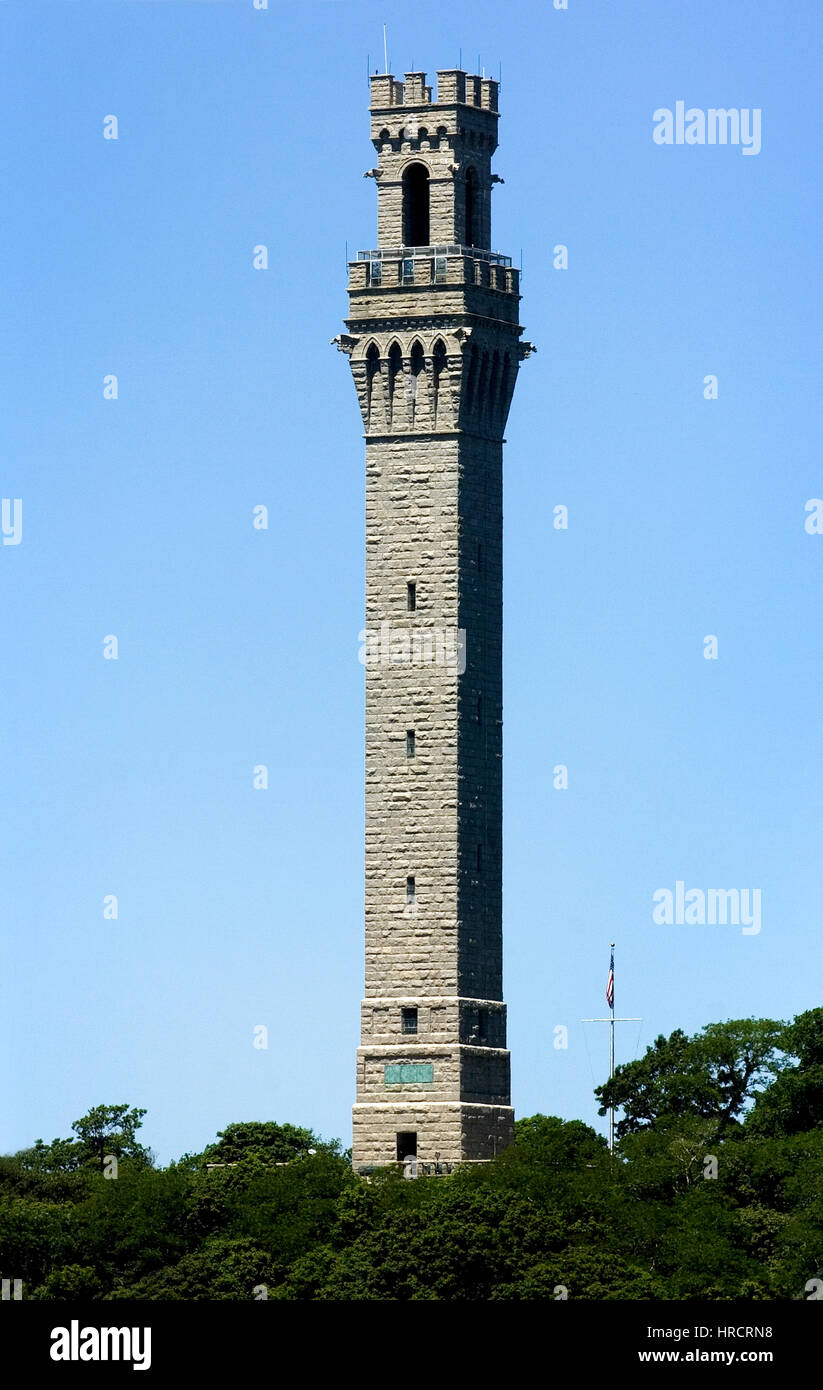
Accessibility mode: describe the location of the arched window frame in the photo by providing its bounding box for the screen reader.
[432,338,448,413]
[402,161,431,248]
[365,342,381,426]
[387,341,403,426]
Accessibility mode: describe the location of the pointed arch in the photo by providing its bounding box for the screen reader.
[431,337,448,427]
[365,341,381,427]
[410,339,425,379]
[387,341,403,428]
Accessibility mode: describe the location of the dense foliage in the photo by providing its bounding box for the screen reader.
[2,1012,822,1300]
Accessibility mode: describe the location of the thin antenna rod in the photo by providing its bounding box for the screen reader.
[459,46,462,69]
[383,24,388,74]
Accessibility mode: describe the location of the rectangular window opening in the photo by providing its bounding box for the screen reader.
[396,1131,417,1160]
[406,875,416,903]
[407,581,416,612]
[401,1007,418,1035]
[406,729,416,758]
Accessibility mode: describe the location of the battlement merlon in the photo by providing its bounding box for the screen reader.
[369,70,498,111]
[369,70,500,137]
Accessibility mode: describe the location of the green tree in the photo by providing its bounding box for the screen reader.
[108,1237,276,1301]
[200,1120,339,1167]
[14,1137,85,1175]
[33,1264,104,1300]
[71,1105,150,1172]
[747,1009,823,1136]
[597,1019,786,1140]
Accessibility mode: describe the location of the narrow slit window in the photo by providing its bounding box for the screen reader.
[406,729,416,758]
[401,1007,418,1035]
[406,876,416,903]
[407,581,417,612]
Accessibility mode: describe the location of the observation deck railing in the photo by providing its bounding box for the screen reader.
[351,245,519,293]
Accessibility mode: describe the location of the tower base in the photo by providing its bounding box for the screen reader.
[352,1101,514,1171]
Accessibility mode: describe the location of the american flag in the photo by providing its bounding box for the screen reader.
[606,950,614,1010]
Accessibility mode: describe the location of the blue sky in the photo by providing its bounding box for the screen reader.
[2,0,821,1163]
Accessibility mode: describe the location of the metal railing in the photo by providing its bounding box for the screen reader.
[357,244,512,267]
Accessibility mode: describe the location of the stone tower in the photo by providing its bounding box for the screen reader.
[336,68,532,1170]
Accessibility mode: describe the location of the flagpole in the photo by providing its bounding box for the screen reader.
[609,941,615,1154]
[581,942,639,1157]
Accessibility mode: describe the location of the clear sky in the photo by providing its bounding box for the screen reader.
[2,0,821,1164]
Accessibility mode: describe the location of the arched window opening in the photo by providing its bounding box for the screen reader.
[432,339,447,388]
[378,128,391,143]
[402,163,430,247]
[409,340,424,420]
[410,340,425,379]
[388,342,403,425]
[432,338,447,422]
[465,167,477,248]
[365,343,380,424]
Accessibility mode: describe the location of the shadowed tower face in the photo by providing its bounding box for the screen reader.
[337,69,531,1170]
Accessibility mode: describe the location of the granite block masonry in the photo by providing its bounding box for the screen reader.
[335,68,533,1170]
